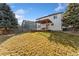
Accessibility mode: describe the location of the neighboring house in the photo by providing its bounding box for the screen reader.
[21,12,65,32]
[36,12,63,31]
[22,20,37,32]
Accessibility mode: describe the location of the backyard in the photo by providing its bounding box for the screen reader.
[0,32,79,56]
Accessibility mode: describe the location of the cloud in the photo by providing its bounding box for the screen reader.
[15,9,26,15]
[15,15,23,24]
[54,3,68,12]
[14,9,27,25]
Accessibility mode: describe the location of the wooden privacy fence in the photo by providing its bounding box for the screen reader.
[0,28,14,35]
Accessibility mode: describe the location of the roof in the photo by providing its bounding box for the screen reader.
[36,12,63,20]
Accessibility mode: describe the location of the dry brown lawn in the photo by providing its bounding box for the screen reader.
[0,32,79,56]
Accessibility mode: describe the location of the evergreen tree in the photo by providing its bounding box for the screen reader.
[0,3,18,34]
[63,3,79,31]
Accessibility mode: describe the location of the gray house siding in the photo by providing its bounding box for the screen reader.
[22,20,37,32]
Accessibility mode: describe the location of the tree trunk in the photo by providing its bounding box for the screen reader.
[72,24,77,32]
[4,27,8,34]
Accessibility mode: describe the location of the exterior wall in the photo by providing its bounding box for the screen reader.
[41,24,47,30]
[22,20,37,31]
[36,23,41,30]
[36,14,63,31]
[37,23,52,30]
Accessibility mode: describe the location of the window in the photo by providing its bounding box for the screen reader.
[53,15,57,19]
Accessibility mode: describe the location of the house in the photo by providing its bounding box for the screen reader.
[36,12,63,31]
[21,12,65,32]
[21,20,37,32]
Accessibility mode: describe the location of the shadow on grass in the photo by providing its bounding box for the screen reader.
[0,34,15,44]
[48,31,79,50]
[0,31,28,45]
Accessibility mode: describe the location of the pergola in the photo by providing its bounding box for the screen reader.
[36,19,52,24]
[36,19,54,30]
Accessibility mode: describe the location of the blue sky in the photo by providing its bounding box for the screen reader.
[8,3,68,25]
